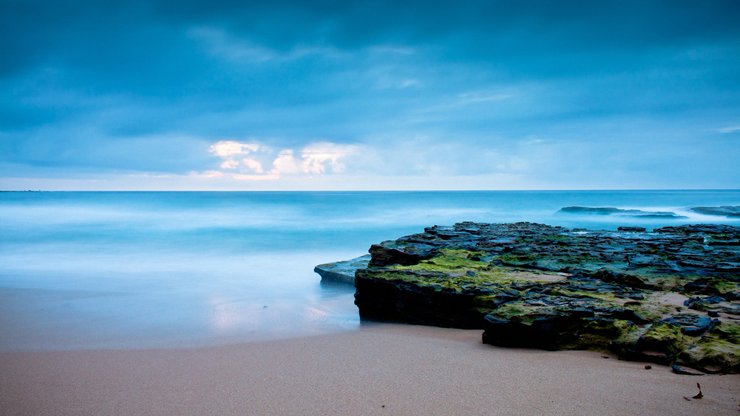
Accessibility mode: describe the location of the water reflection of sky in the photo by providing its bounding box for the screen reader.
[0,250,360,350]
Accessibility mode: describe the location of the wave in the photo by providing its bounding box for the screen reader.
[689,206,740,218]
[557,206,686,219]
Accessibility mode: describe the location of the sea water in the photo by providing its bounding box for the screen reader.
[1,190,739,350]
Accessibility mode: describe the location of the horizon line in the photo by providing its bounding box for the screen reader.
[2,188,739,193]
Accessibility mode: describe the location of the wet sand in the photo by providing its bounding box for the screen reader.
[1,323,737,416]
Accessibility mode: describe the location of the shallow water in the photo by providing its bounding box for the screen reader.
[1,190,738,350]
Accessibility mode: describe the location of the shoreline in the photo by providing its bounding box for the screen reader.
[1,323,737,416]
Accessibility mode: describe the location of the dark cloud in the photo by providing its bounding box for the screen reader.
[148,0,740,71]
[5,1,740,75]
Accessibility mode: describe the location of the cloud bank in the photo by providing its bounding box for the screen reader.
[0,0,738,190]
[206,140,359,180]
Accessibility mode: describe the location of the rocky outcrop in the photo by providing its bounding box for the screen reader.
[327,222,740,374]
[314,255,371,284]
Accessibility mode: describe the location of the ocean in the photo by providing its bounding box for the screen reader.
[1,190,738,350]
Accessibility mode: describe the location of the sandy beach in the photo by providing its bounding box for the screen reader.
[1,323,737,416]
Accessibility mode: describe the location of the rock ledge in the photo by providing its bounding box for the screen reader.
[320,222,740,374]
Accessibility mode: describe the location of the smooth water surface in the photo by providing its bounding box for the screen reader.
[1,190,739,350]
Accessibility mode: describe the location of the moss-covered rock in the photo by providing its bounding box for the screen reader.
[677,323,740,373]
[322,222,740,373]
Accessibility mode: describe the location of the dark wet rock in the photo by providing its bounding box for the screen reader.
[558,206,685,218]
[723,291,740,301]
[671,364,705,376]
[320,222,740,374]
[684,296,724,310]
[715,262,740,272]
[618,226,647,232]
[682,294,740,316]
[683,278,738,299]
[676,323,740,373]
[625,323,691,364]
[661,314,714,336]
[626,254,664,268]
[314,255,370,284]
[690,206,740,218]
[354,268,484,328]
[581,268,655,290]
[368,242,439,267]
[481,313,589,350]
[655,224,739,235]
[610,308,650,324]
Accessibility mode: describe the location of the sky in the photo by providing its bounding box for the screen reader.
[1,0,739,190]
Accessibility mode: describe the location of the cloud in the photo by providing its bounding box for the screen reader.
[232,173,278,181]
[188,26,277,63]
[205,139,360,180]
[188,26,345,64]
[300,142,358,174]
[242,158,264,174]
[271,150,301,175]
[456,90,513,105]
[190,170,224,179]
[209,140,270,176]
[219,159,240,169]
[209,140,261,158]
[717,125,740,134]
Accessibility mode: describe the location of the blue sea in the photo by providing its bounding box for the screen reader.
[1,190,739,351]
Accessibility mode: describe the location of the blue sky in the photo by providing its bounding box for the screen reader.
[1,0,739,190]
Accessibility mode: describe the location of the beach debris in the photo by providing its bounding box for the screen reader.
[683,396,691,401]
[644,365,652,370]
[692,383,703,399]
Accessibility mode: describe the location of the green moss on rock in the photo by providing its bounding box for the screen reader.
[574,319,635,350]
[679,323,740,373]
[639,323,691,355]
